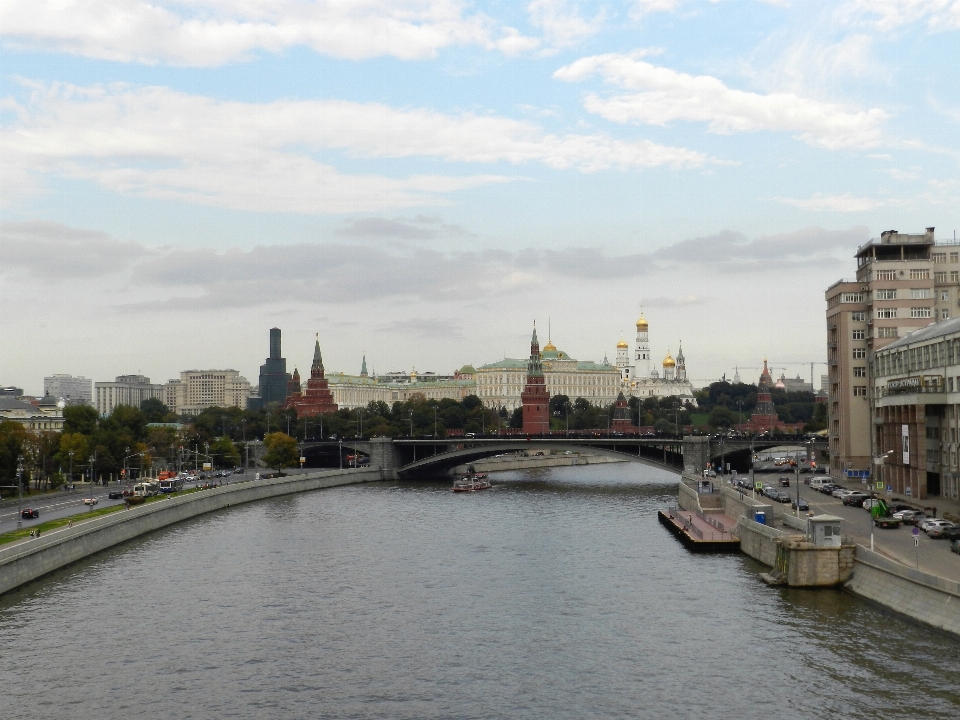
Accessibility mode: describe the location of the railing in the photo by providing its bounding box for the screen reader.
[669,507,734,541]
[697,509,727,533]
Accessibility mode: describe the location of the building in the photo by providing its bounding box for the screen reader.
[164,370,251,416]
[43,374,92,405]
[0,387,24,398]
[326,370,477,409]
[872,317,960,501]
[258,328,291,407]
[284,336,338,417]
[780,374,813,393]
[521,325,550,433]
[95,375,166,416]
[621,314,696,402]
[611,391,634,433]
[0,396,64,431]
[476,332,620,411]
[735,360,805,434]
[825,227,954,479]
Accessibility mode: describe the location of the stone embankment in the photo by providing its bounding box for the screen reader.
[0,468,383,597]
[453,453,625,474]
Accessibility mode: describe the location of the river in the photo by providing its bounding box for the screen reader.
[1,463,958,719]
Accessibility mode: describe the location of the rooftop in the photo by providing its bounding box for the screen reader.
[877,317,960,353]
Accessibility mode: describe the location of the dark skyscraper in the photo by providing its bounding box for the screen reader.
[258,327,290,406]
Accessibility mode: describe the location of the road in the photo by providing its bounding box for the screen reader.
[750,471,960,583]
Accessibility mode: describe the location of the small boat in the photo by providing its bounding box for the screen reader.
[452,474,492,492]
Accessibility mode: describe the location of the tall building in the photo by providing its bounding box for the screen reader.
[44,374,92,405]
[164,370,251,416]
[95,375,165,415]
[284,335,338,417]
[521,324,550,433]
[616,336,631,381]
[634,313,651,379]
[258,328,290,406]
[825,227,951,479]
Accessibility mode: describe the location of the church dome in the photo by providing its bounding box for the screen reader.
[662,352,676,368]
[616,338,629,349]
[636,314,648,331]
[543,340,557,352]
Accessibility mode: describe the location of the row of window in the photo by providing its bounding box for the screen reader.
[874,307,934,319]
[876,337,960,375]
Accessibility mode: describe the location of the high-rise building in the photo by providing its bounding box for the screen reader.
[44,374,93,405]
[258,328,290,406]
[95,375,165,415]
[164,370,251,416]
[521,324,550,433]
[825,227,951,480]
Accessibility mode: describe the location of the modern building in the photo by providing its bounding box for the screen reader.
[164,370,251,416]
[872,317,960,501]
[258,328,291,407]
[521,325,550,433]
[284,336,338,417]
[43,374,93,405]
[95,375,166,416]
[825,227,955,479]
[0,396,64,431]
[0,387,24,398]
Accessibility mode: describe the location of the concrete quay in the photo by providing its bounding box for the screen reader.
[452,452,626,474]
[0,467,384,598]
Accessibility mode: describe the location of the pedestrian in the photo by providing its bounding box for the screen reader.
[68,520,74,528]
[29,530,35,538]
[36,528,41,538]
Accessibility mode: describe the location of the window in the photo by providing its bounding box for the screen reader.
[910,269,930,280]
[911,307,932,318]
[851,311,866,322]
[853,385,867,396]
[952,272,959,282]
[853,367,866,377]
[876,270,896,280]
[942,310,951,320]
[877,327,898,338]
[942,290,951,301]
[911,288,932,299]
[853,348,867,359]
[952,253,959,263]
[875,289,897,300]
[876,308,897,319]
[841,292,864,303]
[852,330,865,340]
[950,378,955,393]
[933,253,947,263]
[936,271,948,283]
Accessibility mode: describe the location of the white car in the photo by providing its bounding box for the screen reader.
[921,519,950,533]
[83,497,98,505]
[832,488,854,499]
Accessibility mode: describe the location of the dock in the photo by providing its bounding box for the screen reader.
[658,507,740,552]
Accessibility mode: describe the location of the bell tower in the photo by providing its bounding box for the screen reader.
[634,312,650,379]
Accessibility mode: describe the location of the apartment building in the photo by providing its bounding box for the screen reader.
[44,374,93,405]
[825,227,957,480]
[164,370,251,416]
[94,375,165,415]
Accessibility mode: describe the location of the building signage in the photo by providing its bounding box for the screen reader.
[902,424,910,465]
[886,377,921,394]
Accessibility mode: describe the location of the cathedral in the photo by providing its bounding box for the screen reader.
[616,313,696,403]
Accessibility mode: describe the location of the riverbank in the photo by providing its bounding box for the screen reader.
[453,453,626,474]
[0,467,383,597]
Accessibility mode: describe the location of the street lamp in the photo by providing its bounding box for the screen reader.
[88,454,96,505]
[16,458,24,529]
[870,450,895,551]
[433,407,438,438]
[68,450,74,488]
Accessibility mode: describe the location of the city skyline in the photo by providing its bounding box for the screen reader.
[2,1,958,391]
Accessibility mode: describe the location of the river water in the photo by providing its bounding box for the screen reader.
[2,463,958,719]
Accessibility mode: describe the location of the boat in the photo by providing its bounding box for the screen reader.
[451,474,492,492]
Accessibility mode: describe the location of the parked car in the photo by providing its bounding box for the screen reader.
[779,477,790,487]
[892,509,927,525]
[926,522,959,538]
[832,487,854,498]
[83,497,98,505]
[21,508,39,519]
[951,539,960,555]
[842,492,870,507]
[774,491,791,503]
[818,484,839,494]
[108,491,123,499]
[762,486,778,500]
[791,498,810,511]
[942,525,960,540]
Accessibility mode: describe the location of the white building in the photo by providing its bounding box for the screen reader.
[44,374,93,405]
[622,314,696,402]
[0,396,64,431]
[164,370,251,416]
[95,375,166,415]
[325,367,476,410]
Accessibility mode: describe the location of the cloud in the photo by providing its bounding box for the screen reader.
[771,193,891,212]
[1,82,715,213]
[644,295,706,307]
[0,221,150,277]
[378,318,466,339]
[554,52,888,149]
[0,0,540,66]
[835,0,960,32]
[336,215,474,240]
[527,0,604,51]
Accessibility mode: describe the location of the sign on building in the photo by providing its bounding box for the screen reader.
[901,424,910,465]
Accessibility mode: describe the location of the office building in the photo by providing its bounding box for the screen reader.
[44,374,93,405]
[95,375,165,415]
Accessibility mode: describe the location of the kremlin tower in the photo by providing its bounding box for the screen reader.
[521,323,551,434]
[747,359,779,431]
[284,335,338,417]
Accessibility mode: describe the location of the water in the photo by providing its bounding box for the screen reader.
[2,464,958,719]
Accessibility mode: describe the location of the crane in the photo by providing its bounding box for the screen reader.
[773,360,829,391]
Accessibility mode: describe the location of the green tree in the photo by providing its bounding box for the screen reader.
[209,435,241,468]
[63,404,99,436]
[140,398,176,423]
[263,432,299,472]
[55,432,90,475]
[708,406,735,428]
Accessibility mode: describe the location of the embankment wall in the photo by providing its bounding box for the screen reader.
[734,517,792,567]
[846,546,960,637]
[0,468,382,597]
[453,454,625,474]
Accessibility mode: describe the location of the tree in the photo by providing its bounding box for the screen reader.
[708,406,735,428]
[263,432,299,472]
[509,407,523,429]
[140,398,176,423]
[63,404,99,436]
[0,421,29,483]
[209,435,241,468]
[56,432,90,474]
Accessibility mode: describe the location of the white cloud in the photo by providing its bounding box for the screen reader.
[836,0,960,32]
[527,0,604,51]
[771,192,890,212]
[0,82,714,214]
[554,52,888,149]
[0,0,540,66]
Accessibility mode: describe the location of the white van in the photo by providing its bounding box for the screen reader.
[808,476,834,490]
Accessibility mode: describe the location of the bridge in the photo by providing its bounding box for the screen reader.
[298,435,827,479]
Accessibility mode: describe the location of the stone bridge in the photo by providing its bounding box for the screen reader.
[298,436,826,479]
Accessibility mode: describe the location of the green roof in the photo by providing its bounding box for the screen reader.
[458,364,477,374]
[478,359,528,370]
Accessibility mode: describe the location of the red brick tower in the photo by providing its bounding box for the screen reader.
[521,323,550,434]
[611,391,634,433]
[284,335,338,417]
[748,358,779,432]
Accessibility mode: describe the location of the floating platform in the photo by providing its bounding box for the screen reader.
[658,509,741,553]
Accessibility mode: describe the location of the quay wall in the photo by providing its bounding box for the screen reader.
[845,546,960,637]
[0,468,383,597]
[722,487,774,526]
[677,480,702,513]
[453,454,626,474]
[785,541,856,587]
[734,517,792,567]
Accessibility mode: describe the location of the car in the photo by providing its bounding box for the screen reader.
[842,492,870,507]
[762,486,778,500]
[892,509,927,525]
[926,522,959,538]
[21,508,39,519]
[951,539,960,554]
[774,492,791,503]
[83,497,98,505]
[779,477,790,487]
[818,483,839,494]
[108,491,123,499]
[791,498,810,511]
[832,487,853,498]
[234,468,243,474]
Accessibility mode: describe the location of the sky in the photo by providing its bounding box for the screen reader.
[1,0,959,396]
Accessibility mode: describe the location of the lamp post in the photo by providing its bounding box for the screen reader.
[565,402,570,434]
[88,454,95,505]
[871,450,895,551]
[433,407,438,438]
[68,450,74,488]
[16,458,24,529]
[124,446,130,486]
[795,445,802,518]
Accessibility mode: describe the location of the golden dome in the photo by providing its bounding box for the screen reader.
[662,352,676,368]
[636,313,648,330]
[616,338,629,349]
[543,340,557,352]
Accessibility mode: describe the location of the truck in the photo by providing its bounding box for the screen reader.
[870,499,902,528]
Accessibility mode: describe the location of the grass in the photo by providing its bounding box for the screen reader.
[689,413,710,426]
[0,488,203,547]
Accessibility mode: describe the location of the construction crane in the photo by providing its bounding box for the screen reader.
[773,360,829,390]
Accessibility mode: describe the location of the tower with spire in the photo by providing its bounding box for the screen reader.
[360,354,368,377]
[284,334,338,417]
[521,322,551,434]
[676,343,687,382]
[634,312,651,379]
